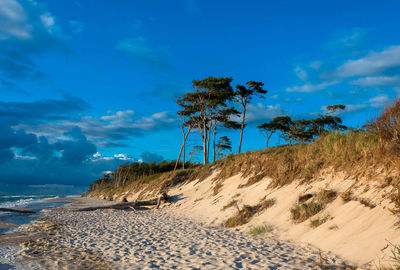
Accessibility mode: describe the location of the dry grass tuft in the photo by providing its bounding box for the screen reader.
[358,198,376,209]
[225,205,259,227]
[366,98,400,146]
[225,198,276,227]
[328,224,339,230]
[291,189,337,223]
[341,190,377,209]
[238,173,266,188]
[315,189,337,204]
[221,200,238,211]
[341,190,353,202]
[298,193,313,203]
[291,201,324,223]
[310,215,332,228]
[390,186,400,215]
[260,198,276,210]
[312,251,359,270]
[249,223,274,236]
[376,242,400,270]
[213,181,223,196]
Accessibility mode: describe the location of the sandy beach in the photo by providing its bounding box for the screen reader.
[0,197,349,269]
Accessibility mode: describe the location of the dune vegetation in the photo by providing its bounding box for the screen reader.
[89,98,400,209]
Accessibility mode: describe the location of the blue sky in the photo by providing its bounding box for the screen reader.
[1,0,400,194]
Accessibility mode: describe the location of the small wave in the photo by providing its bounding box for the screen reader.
[0,196,59,209]
[0,194,55,198]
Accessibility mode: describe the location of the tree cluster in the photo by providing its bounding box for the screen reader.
[175,77,267,166]
[89,160,198,191]
[257,106,347,147]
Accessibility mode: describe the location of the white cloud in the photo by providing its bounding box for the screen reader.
[113,153,130,160]
[0,0,31,40]
[309,61,323,71]
[14,154,36,160]
[40,12,55,32]
[336,46,400,78]
[350,76,400,87]
[91,152,133,161]
[368,94,390,108]
[286,80,339,93]
[0,0,65,79]
[239,103,284,123]
[133,111,175,130]
[344,103,368,112]
[14,109,177,147]
[294,66,308,81]
[92,152,101,158]
[100,110,135,125]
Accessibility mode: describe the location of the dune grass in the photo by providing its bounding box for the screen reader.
[221,200,238,211]
[212,129,386,190]
[291,189,337,223]
[376,242,400,270]
[249,224,274,236]
[310,215,331,228]
[291,201,324,223]
[225,198,276,227]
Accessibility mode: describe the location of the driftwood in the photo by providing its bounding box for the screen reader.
[156,196,161,209]
[76,199,158,212]
[76,193,172,212]
[0,208,35,214]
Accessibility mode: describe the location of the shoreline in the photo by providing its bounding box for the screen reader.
[0,196,83,269]
[0,196,351,269]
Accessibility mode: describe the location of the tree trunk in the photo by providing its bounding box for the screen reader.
[238,104,247,153]
[174,127,192,171]
[202,137,207,164]
[212,126,217,162]
[174,143,184,171]
[182,140,185,169]
[200,124,208,165]
[207,122,212,163]
[266,134,271,149]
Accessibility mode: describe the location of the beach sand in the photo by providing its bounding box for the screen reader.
[0,197,348,269]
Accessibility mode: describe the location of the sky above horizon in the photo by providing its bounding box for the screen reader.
[1,0,400,194]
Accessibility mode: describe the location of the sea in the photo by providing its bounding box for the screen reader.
[0,194,74,234]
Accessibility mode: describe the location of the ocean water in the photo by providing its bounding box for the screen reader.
[0,195,72,234]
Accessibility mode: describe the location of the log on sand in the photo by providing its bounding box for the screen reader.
[76,199,159,212]
[0,208,36,214]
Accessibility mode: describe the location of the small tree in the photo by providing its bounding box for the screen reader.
[257,121,280,149]
[235,81,267,153]
[215,136,232,159]
[271,116,294,144]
